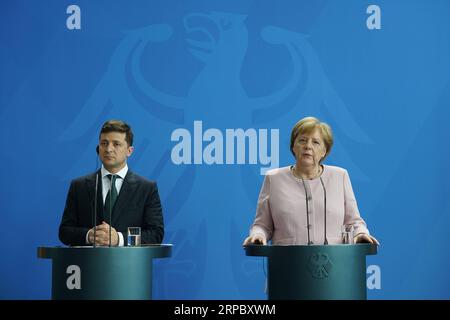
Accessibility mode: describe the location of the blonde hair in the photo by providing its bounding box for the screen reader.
[290,117,333,162]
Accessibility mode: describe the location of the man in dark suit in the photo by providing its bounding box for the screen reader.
[59,120,164,246]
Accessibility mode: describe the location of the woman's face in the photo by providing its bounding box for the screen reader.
[293,128,327,168]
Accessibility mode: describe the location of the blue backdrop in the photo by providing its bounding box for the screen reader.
[1,0,450,299]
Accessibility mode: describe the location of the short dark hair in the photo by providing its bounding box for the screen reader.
[99,120,133,146]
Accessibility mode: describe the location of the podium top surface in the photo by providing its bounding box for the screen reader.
[244,243,377,257]
[38,244,172,259]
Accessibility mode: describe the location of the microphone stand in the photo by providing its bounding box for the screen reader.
[109,175,113,247]
[319,177,328,245]
[300,178,313,245]
[299,172,328,245]
[93,172,98,248]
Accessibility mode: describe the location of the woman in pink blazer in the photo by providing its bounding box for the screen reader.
[243,117,379,246]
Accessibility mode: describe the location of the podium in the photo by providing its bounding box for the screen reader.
[38,245,172,300]
[245,243,377,300]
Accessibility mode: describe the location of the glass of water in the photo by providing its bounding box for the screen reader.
[127,227,141,246]
[341,225,354,244]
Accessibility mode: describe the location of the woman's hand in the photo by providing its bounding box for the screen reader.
[242,234,267,246]
[354,233,380,245]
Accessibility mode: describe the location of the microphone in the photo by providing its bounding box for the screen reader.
[300,179,313,245]
[319,177,328,245]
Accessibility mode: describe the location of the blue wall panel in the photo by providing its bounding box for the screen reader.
[1,0,449,299]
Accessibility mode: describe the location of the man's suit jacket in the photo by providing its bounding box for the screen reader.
[59,170,164,246]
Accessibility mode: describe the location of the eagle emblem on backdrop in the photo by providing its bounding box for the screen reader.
[59,11,371,298]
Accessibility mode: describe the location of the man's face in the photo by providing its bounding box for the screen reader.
[98,132,133,173]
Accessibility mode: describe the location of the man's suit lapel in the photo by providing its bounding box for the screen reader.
[112,171,137,224]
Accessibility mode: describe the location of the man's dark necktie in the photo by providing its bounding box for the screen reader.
[104,174,118,216]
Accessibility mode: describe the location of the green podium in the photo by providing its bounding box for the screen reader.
[38,245,172,300]
[245,244,377,300]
